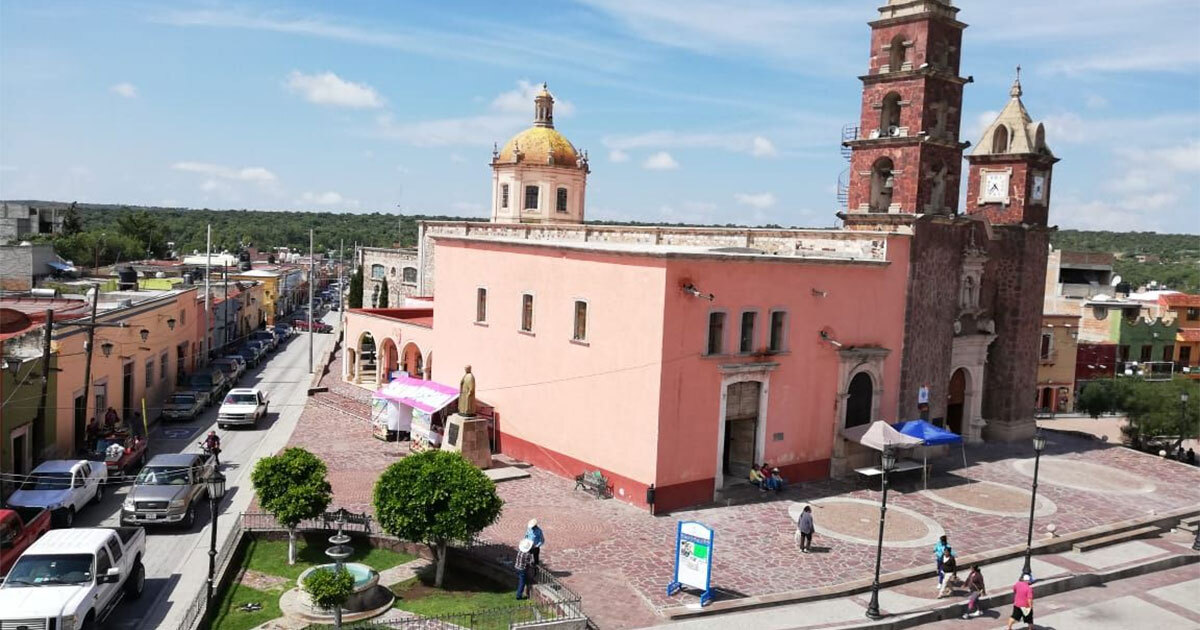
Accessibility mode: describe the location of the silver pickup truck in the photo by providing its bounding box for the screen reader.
[120,453,215,529]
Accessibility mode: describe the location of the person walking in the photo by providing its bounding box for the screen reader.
[933,535,954,591]
[796,505,816,553]
[960,565,986,619]
[514,539,535,600]
[525,518,545,566]
[937,546,959,597]
[1005,574,1034,630]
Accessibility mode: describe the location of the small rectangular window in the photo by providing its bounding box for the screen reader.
[556,188,568,213]
[707,312,725,355]
[769,311,786,353]
[573,300,588,341]
[501,184,509,209]
[1140,345,1153,363]
[145,360,154,387]
[1188,307,1200,321]
[180,310,186,325]
[476,288,487,323]
[524,186,539,210]
[1162,345,1174,362]
[521,293,534,332]
[1117,345,1130,363]
[160,353,168,379]
[1040,333,1053,360]
[740,311,757,353]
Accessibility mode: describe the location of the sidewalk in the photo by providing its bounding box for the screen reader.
[637,531,1199,630]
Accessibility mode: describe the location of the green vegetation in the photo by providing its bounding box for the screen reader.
[1051,229,1200,292]
[348,266,364,309]
[302,567,355,611]
[250,448,334,565]
[373,451,503,587]
[211,583,285,630]
[241,535,416,581]
[378,277,389,308]
[1076,377,1199,447]
[389,565,540,626]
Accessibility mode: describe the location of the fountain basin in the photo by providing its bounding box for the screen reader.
[296,562,391,614]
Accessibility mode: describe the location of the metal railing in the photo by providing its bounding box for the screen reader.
[180,512,246,630]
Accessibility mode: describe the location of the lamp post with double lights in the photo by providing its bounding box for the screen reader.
[204,469,227,624]
[1021,429,1048,577]
[864,445,897,620]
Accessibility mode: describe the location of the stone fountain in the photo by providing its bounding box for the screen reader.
[282,513,395,625]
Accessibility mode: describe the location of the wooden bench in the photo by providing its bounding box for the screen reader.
[574,470,611,499]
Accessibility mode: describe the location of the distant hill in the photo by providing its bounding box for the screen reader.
[1049,230,1199,293]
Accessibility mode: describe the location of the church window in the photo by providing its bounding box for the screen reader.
[556,187,568,213]
[888,34,908,72]
[371,264,385,279]
[524,185,539,210]
[521,293,534,332]
[501,184,509,208]
[1034,124,1046,153]
[880,93,902,134]
[476,288,487,323]
[707,312,726,355]
[927,163,948,214]
[992,125,1009,153]
[869,157,895,213]
[739,311,757,353]
[768,310,787,353]
[402,267,417,284]
[573,300,588,342]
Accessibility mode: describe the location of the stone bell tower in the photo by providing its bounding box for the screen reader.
[841,0,970,228]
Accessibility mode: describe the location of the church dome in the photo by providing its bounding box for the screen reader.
[498,127,580,166]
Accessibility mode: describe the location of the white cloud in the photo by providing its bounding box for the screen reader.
[172,161,277,183]
[608,149,630,163]
[605,131,777,158]
[285,71,384,109]
[1085,94,1109,109]
[643,151,679,170]
[657,201,718,223]
[1116,140,1200,173]
[490,80,575,117]
[375,80,572,147]
[449,153,467,163]
[1046,43,1200,76]
[110,82,138,98]
[734,192,776,209]
[298,191,358,207]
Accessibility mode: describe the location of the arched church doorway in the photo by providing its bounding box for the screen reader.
[845,372,873,428]
[401,342,423,379]
[947,368,967,434]
[1039,387,1053,412]
[722,381,761,485]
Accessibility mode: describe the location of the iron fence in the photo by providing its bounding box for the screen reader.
[241,508,377,534]
[179,511,246,630]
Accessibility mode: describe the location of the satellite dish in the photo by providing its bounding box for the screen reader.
[1110,274,1122,286]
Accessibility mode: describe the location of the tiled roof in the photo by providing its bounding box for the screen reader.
[1160,293,1200,308]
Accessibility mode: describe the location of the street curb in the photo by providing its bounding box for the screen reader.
[815,552,1198,630]
[662,504,1200,620]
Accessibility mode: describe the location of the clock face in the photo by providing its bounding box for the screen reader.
[983,171,1009,202]
[1032,174,1046,201]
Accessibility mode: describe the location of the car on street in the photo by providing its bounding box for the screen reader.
[246,339,271,358]
[272,323,293,338]
[87,432,149,479]
[0,506,52,576]
[6,460,107,527]
[233,344,261,369]
[218,388,270,429]
[188,369,230,405]
[120,453,215,529]
[293,318,333,333]
[0,527,146,628]
[161,391,205,422]
[249,330,278,351]
[211,357,244,384]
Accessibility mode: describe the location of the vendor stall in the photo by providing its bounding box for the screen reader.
[891,419,967,489]
[371,375,460,447]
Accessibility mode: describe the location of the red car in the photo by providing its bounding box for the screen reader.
[293,318,333,333]
[91,431,149,479]
[0,507,51,575]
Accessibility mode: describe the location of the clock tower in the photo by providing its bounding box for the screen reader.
[965,71,1059,226]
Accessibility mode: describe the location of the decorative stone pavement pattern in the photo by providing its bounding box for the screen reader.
[919,480,1057,518]
[788,498,945,548]
[286,365,1200,630]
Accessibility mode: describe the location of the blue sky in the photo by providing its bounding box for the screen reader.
[1,0,1198,233]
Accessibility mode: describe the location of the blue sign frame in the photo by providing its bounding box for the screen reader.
[666,520,714,607]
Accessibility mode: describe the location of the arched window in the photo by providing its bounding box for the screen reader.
[869,157,895,213]
[880,93,902,135]
[845,372,873,428]
[370,264,385,279]
[402,267,417,284]
[888,34,908,72]
[1033,123,1046,153]
[992,126,1009,153]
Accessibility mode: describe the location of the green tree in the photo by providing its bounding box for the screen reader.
[348,266,364,309]
[1076,380,1116,419]
[1113,377,1199,448]
[302,567,354,628]
[373,450,503,587]
[378,278,389,308]
[250,448,333,565]
[115,209,168,258]
[61,202,83,236]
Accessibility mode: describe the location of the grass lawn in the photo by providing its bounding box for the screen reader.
[243,533,417,581]
[212,583,285,630]
[389,565,552,629]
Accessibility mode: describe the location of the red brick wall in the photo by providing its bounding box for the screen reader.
[965,158,1055,226]
[865,16,964,76]
[847,142,963,214]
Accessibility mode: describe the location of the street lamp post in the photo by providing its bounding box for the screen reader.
[205,469,228,624]
[1022,429,1047,577]
[864,446,897,620]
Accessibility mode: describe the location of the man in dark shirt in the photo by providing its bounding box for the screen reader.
[514,538,535,599]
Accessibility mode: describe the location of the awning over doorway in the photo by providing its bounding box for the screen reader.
[374,374,459,414]
[841,420,923,452]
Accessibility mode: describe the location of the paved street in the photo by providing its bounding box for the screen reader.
[70,317,336,630]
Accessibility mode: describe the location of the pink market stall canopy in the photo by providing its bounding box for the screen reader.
[374,374,461,414]
[374,375,460,450]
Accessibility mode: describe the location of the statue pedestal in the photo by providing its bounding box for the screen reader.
[440,414,492,469]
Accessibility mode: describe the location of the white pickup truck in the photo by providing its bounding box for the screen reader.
[6,460,108,527]
[217,387,270,429]
[0,527,146,630]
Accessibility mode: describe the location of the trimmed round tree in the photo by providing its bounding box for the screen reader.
[303,567,355,628]
[251,447,333,565]
[373,450,503,587]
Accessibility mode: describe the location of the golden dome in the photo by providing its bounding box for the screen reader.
[497,126,580,167]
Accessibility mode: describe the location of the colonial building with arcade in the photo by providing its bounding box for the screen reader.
[344,0,1058,512]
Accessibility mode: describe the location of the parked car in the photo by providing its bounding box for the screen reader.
[245,339,270,359]
[272,323,293,338]
[249,330,278,351]
[189,368,230,404]
[6,460,107,527]
[293,318,333,333]
[267,325,289,344]
[0,527,146,628]
[87,431,149,479]
[161,391,205,422]
[211,357,243,384]
[121,453,215,528]
[0,506,52,576]
[218,388,270,429]
[232,345,260,369]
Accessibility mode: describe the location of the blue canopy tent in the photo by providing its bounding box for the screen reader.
[892,420,967,488]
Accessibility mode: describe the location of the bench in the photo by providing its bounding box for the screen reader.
[574,470,611,499]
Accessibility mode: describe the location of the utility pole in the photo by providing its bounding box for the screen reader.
[203,225,211,365]
[223,265,229,351]
[308,228,315,374]
[35,309,54,461]
[79,284,101,452]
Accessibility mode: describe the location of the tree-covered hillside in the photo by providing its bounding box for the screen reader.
[1050,230,1200,293]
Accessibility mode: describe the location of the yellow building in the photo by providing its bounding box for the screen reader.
[1037,313,1081,413]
